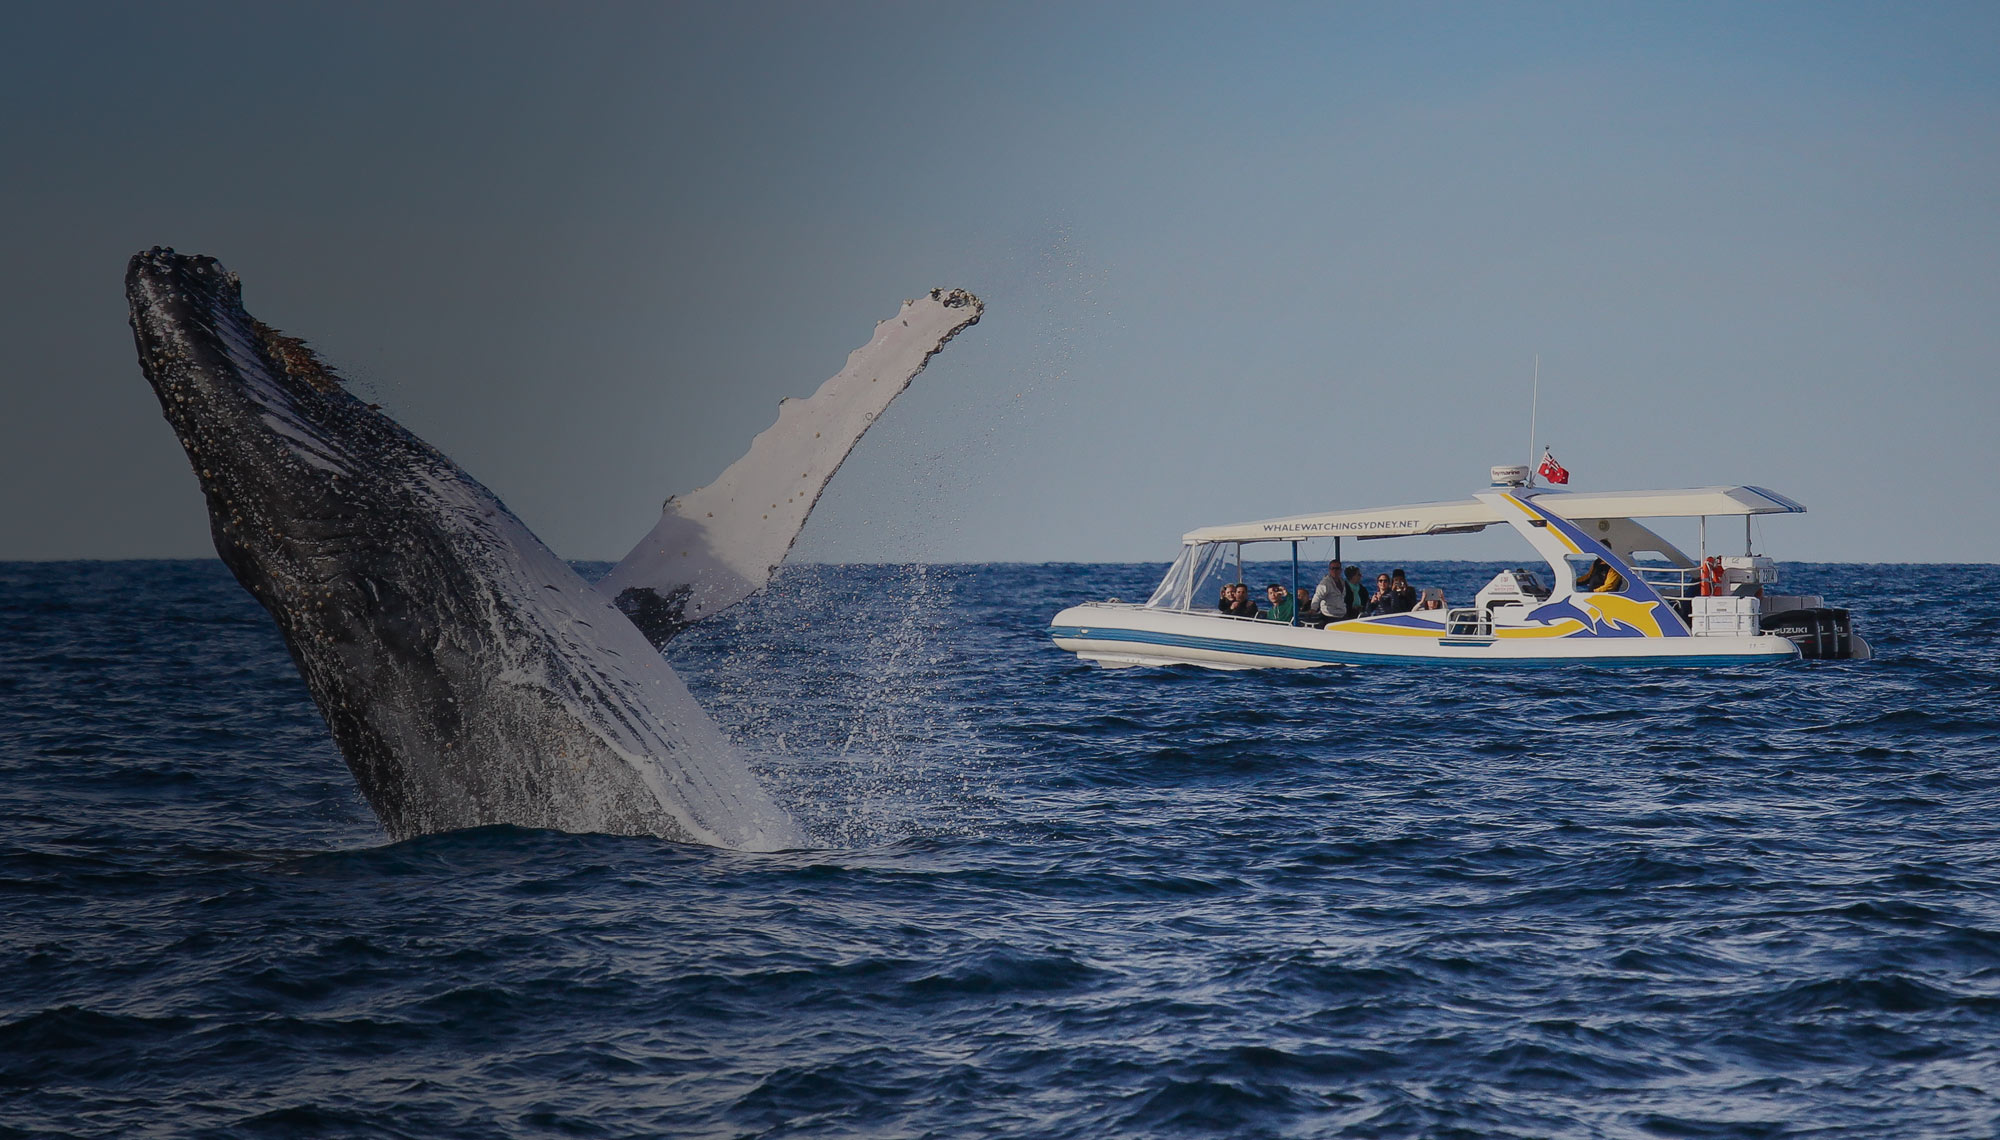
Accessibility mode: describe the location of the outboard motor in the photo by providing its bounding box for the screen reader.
[1761,607,1855,660]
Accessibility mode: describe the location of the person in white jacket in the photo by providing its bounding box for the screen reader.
[1310,560,1348,624]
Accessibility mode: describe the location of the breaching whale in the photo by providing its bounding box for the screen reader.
[126,248,982,848]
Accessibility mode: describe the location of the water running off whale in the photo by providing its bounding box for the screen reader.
[125,248,982,849]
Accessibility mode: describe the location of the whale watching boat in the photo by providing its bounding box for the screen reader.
[1049,464,1869,669]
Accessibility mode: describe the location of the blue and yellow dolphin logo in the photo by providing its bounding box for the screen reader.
[1528,594,1667,638]
[1577,593,1668,637]
[1504,492,1686,638]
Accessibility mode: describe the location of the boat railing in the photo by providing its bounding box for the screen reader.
[1445,607,1491,638]
[1632,564,1699,599]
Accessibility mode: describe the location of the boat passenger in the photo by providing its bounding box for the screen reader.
[1260,583,1296,623]
[1342,566,1368,619]
[1312,588,1345,624]
[1416,587,1445,611]
[1368,573,1397,616]
[1230,583,1259,617]
[1217,582,1258,617]
[1295,587,1324,628]
[1311,560,1343,618]
[1577,559,1606,590]
[1389,569,1419,613]
[1577,558,1628,593]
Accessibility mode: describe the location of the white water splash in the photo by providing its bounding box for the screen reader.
[669,562,999,848]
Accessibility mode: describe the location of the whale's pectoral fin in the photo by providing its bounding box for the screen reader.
[596,288,983,646]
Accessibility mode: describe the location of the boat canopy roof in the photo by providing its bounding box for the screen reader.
[1179,485,1806,545]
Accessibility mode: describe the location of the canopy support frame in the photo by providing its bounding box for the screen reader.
[1290,542,1301,627]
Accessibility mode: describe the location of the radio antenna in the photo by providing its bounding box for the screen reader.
[1527,354,1540,486]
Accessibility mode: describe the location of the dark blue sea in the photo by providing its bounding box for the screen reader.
[5,559,1999,1139]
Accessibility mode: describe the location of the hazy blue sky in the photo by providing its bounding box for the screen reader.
[5,2,1997,564]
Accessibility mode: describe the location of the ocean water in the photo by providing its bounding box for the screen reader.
[4,559,1999,1139]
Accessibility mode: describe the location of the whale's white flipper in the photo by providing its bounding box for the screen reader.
[597,288,983,645]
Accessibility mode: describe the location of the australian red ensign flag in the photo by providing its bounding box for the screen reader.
[1538,449,1570,485]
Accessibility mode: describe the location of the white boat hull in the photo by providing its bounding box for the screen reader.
[1049,604,1802,669]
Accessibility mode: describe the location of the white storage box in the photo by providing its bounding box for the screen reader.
[1690,595,1762,637]
[1720,556,1779,586]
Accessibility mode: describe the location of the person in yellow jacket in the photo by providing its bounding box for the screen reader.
[1576,558,1627,593]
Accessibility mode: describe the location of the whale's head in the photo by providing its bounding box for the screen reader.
[132,251,350,568]
[125,248,433,580]
[126,246,522,641]
[125,248,527,829]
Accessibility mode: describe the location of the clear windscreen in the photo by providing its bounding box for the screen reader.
[1145,543,1241,611]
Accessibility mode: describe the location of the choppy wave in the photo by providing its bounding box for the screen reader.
[4,560,1999,1138]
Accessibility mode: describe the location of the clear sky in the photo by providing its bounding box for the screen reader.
[4,2,1997,564]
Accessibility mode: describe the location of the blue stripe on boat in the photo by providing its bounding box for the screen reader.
[1047,625,1789,668]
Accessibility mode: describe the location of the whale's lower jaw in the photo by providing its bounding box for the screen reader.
[126,248,804,850]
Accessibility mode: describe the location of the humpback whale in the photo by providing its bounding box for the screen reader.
[126,248,982,848]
